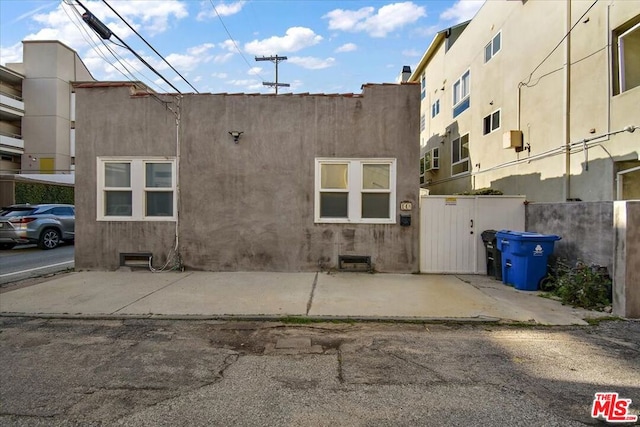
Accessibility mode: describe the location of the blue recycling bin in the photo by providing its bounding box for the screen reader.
[496,230,561,291]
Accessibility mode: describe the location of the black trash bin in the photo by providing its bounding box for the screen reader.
[481,230,502,281]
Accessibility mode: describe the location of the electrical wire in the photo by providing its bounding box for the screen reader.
[208,0,267,82]
[521,0,599,87]
[64,1,168,96]
[101,0,200,93]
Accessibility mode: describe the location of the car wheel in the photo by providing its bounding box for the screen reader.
[0,243,16,250]
[38,228,61,250]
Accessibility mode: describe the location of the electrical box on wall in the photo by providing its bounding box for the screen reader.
[503,130,523,149]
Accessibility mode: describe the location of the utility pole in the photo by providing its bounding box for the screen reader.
[255,55,290,94]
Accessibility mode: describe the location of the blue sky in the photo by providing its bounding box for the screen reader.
[0,0,484,94]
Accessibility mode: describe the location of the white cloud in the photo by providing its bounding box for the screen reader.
[324,7,374,32]
[0,42,23,65]
[402,49,421,57]
[248,67,262,75]
[288,56,336,70]
[160,43,215,72]
[323,2,426,38]
[335,43,357,53]
[219,39,237,52]
[440,0,484,23]
[214,52,234,63]
[244,27,323,55]
[197,1,246,21]
[227,78,263,91]
[211,72,228,79]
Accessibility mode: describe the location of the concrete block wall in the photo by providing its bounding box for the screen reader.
[613,201,640,318]
[525,202,614,272]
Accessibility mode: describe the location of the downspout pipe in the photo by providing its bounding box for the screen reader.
[563,0,572,201]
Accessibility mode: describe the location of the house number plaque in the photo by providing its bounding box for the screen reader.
[400,201,413,211]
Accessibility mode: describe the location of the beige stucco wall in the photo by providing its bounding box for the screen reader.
[74,84,421,272]
[414,0,640,201]
[20,41,93,173]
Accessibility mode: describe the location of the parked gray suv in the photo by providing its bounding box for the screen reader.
[0,204,75,250]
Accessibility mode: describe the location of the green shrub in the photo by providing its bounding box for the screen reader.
[542,259,612,311]
[14,182,74,205]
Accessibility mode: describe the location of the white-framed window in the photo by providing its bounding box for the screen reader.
[483,109,501,135]
[484,32,501,63]
[431,99,440,118]
[97,157,177,221]
[617,21,640,93]
[451,134,470,176]
[421,74,426,100]
[315,158,396,224]
[453,70,470,117]
[425,147,440,171]
[420,113,426,132]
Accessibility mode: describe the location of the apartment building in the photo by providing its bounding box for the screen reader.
[0,40,94,174]
[411,0,640,202]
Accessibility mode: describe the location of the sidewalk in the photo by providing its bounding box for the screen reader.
[0,270,608,325]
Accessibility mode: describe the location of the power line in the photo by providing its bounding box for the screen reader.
[522,0,598,86]
[63,1,166,93]
[75,0,182,93]
[208,0,266,83]
[101,0,199,93]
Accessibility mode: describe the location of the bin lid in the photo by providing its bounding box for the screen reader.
[496,230,561,241]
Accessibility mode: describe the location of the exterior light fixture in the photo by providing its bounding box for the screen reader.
[228,131,243,144]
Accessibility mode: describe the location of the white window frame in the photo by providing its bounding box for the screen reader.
[431,99,440,118]
[483,109,501,135]
[421,74,426,100]
[314,158,396,224]
[484,31,501,63]
[618,22,640,93]
[97,156,177,221]
[420,113,426,132]
[453,70,470,107]
[451,133,470,177]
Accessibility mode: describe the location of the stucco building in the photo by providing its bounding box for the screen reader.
[0,40,94,175]
[411,0,640,202]
[73,82,420,272]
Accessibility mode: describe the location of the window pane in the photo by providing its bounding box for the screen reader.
[362,193,390,218]
[105,191,132,216]
[485,43,492,62]
[453,81,461,104]
[492,111,500,130]
[462,72,470,97]
[483,115,491,135]
[461,134,470,159]
[320,193,348,217]
[146,192,173,216]
[453,137,460,162]
[493,33,501,55]
[105,163,130,187]
[146,163,172,188]
[620,25,640,91]
[363,164,390,189]
[321,164,348,189]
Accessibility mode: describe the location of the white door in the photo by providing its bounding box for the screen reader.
[420,196,476,273]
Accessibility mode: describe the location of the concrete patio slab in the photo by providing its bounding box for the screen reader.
[309,273,505,320]
[117,272,314,316]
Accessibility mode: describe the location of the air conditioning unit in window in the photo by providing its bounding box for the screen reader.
[424,147,440,171]
[503,130,523,149]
